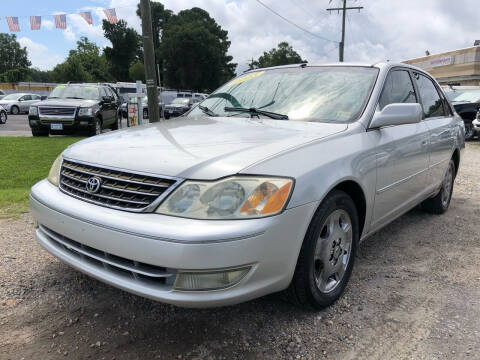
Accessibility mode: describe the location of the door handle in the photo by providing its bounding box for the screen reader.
[421,140,428,146]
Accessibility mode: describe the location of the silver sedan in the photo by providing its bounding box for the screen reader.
[30,62,464,309]
[0,93,42,114]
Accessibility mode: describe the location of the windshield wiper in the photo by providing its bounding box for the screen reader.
[66,97,85,99]
[198,104,219,117]
[224,106,288,120]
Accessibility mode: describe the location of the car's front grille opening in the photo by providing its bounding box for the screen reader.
[39,106,76,117]
[40,225,176,287]
[59,159,179,212]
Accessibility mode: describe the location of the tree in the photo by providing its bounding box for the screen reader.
[136,1,172,52]
[103,20,141,81]
[28,68,54,82]
[129,61,145,82]
[50,37,112,83]
[249,42,307,70]
[0,33,31,80]
[160,8,237,91]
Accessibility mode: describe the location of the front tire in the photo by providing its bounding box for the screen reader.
[31,128,49,137]
[286,190,358,309]
[421,160,455,214]
[0,111,6,124]
[88,118,102,137]
[11,106,19,115]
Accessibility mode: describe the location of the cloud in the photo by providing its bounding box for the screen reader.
[18,37,63,70]
[42,19,54,30]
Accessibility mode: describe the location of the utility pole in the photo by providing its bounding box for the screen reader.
[327,0,363,62]
[140,0,160,122]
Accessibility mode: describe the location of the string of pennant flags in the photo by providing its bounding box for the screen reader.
[5,8,118,32]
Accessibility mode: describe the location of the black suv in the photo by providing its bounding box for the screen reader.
[28,83,120,137]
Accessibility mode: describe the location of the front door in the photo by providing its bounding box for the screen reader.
[413,72,455,191]
[371,69,430,229]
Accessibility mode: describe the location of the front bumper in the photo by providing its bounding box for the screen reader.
[30,179,317,307]
[28,115,95,131]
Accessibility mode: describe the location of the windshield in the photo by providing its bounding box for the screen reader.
[445,90,480,103]
[2,93,22,100]
[171,98,190,105]
[188,66,379,122]
[49,85,100,100]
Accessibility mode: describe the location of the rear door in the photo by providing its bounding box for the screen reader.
[371,68,430,229]
[413,72,455,190]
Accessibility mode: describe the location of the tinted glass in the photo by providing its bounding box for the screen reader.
[379,70,416,109]
[414,73,445,118]
[23,95,32,101]
[189,66,379,123]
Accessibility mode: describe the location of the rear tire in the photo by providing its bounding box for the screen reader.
[421,160,455,214]
[31,128,49,137]
[111,114,119,130]
[286,190,358,309]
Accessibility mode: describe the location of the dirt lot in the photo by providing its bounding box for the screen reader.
[1,143,479,360]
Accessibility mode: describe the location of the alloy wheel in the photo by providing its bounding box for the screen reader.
[465,123,474,140]
[95,120,101,135]
[0,112,6,123]
[313,209,353,293]
[11,106,18,115]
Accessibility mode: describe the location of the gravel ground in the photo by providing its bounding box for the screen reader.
[1,143,479,360]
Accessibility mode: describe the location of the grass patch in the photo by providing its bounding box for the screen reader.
[0,136,83,218]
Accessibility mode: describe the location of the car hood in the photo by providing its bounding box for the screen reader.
[166,104,188,109]
[0,99,17,104]
[63,116,347,179]
[34,99,98,107]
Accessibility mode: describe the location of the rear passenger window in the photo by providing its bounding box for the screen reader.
[414,73,446,118]
[379,70,417,110]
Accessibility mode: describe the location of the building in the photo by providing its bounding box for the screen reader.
[404,46,480,86]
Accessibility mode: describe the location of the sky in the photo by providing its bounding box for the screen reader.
[3,0,480,74]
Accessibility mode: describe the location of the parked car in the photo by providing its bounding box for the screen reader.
[0,105,7,124]
[122,95,165,123]
[164,97,195,119]
[473,115,480,136]
[30,62,464,309]
[443,86,480,140]
[0,93,43,114]
[0,89,6,100]
[28,83,120,137]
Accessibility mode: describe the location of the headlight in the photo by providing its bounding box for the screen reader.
[47,155,63,186]
[29,106,38,116]
[156,176,293,219]
[78,107,94,116]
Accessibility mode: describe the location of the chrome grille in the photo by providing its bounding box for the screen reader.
[39,106,76,117]
[59,159,179,212]
[40,225,175,287]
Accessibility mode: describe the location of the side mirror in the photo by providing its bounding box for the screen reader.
[102,96,112,103]
[18,98,24,102]
[369,103,423,129]
[41,96,47,100]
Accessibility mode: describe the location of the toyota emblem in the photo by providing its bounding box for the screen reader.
[86,176,102,193]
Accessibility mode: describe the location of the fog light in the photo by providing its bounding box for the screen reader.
[174,267,250,291]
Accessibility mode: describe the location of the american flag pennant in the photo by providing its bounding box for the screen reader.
[103,8,117,24]
[54,14,67,29]
[6,17,20,32]
[30,16,41,30]
[79,11,93,25]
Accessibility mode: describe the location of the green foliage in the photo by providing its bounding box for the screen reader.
[0,136,83,218]
[0,33,31,77]
[129,61,145,82]
[51,37,112,83]
[28,68,54,82]
[103,20,141,81]
[160,7,237,91]
[249,42,307,70]
[136,1,172,52]
[0,68,26,82]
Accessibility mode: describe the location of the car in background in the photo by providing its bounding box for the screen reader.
[0,90,6,100]
[28,83,120,137]
[164,97,196,119]
[443,85,480,140]
[0,93,43,114]
[0,105,7,124]
[123,95,165,123]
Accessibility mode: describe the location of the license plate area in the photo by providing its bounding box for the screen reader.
[50,123,63,130]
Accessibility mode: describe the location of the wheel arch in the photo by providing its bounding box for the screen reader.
[452,148,460,178]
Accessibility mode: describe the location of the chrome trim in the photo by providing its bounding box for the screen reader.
[376,167,429,194]
[59,157,184,213]
[30,193,267,244]
[39,106,77,124]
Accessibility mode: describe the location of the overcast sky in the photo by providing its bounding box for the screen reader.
[6,0,480,73]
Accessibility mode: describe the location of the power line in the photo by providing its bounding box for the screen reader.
[255,0,338,44]
[326,0,364,61]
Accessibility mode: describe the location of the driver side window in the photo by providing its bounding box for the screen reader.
[379,70,417,110]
